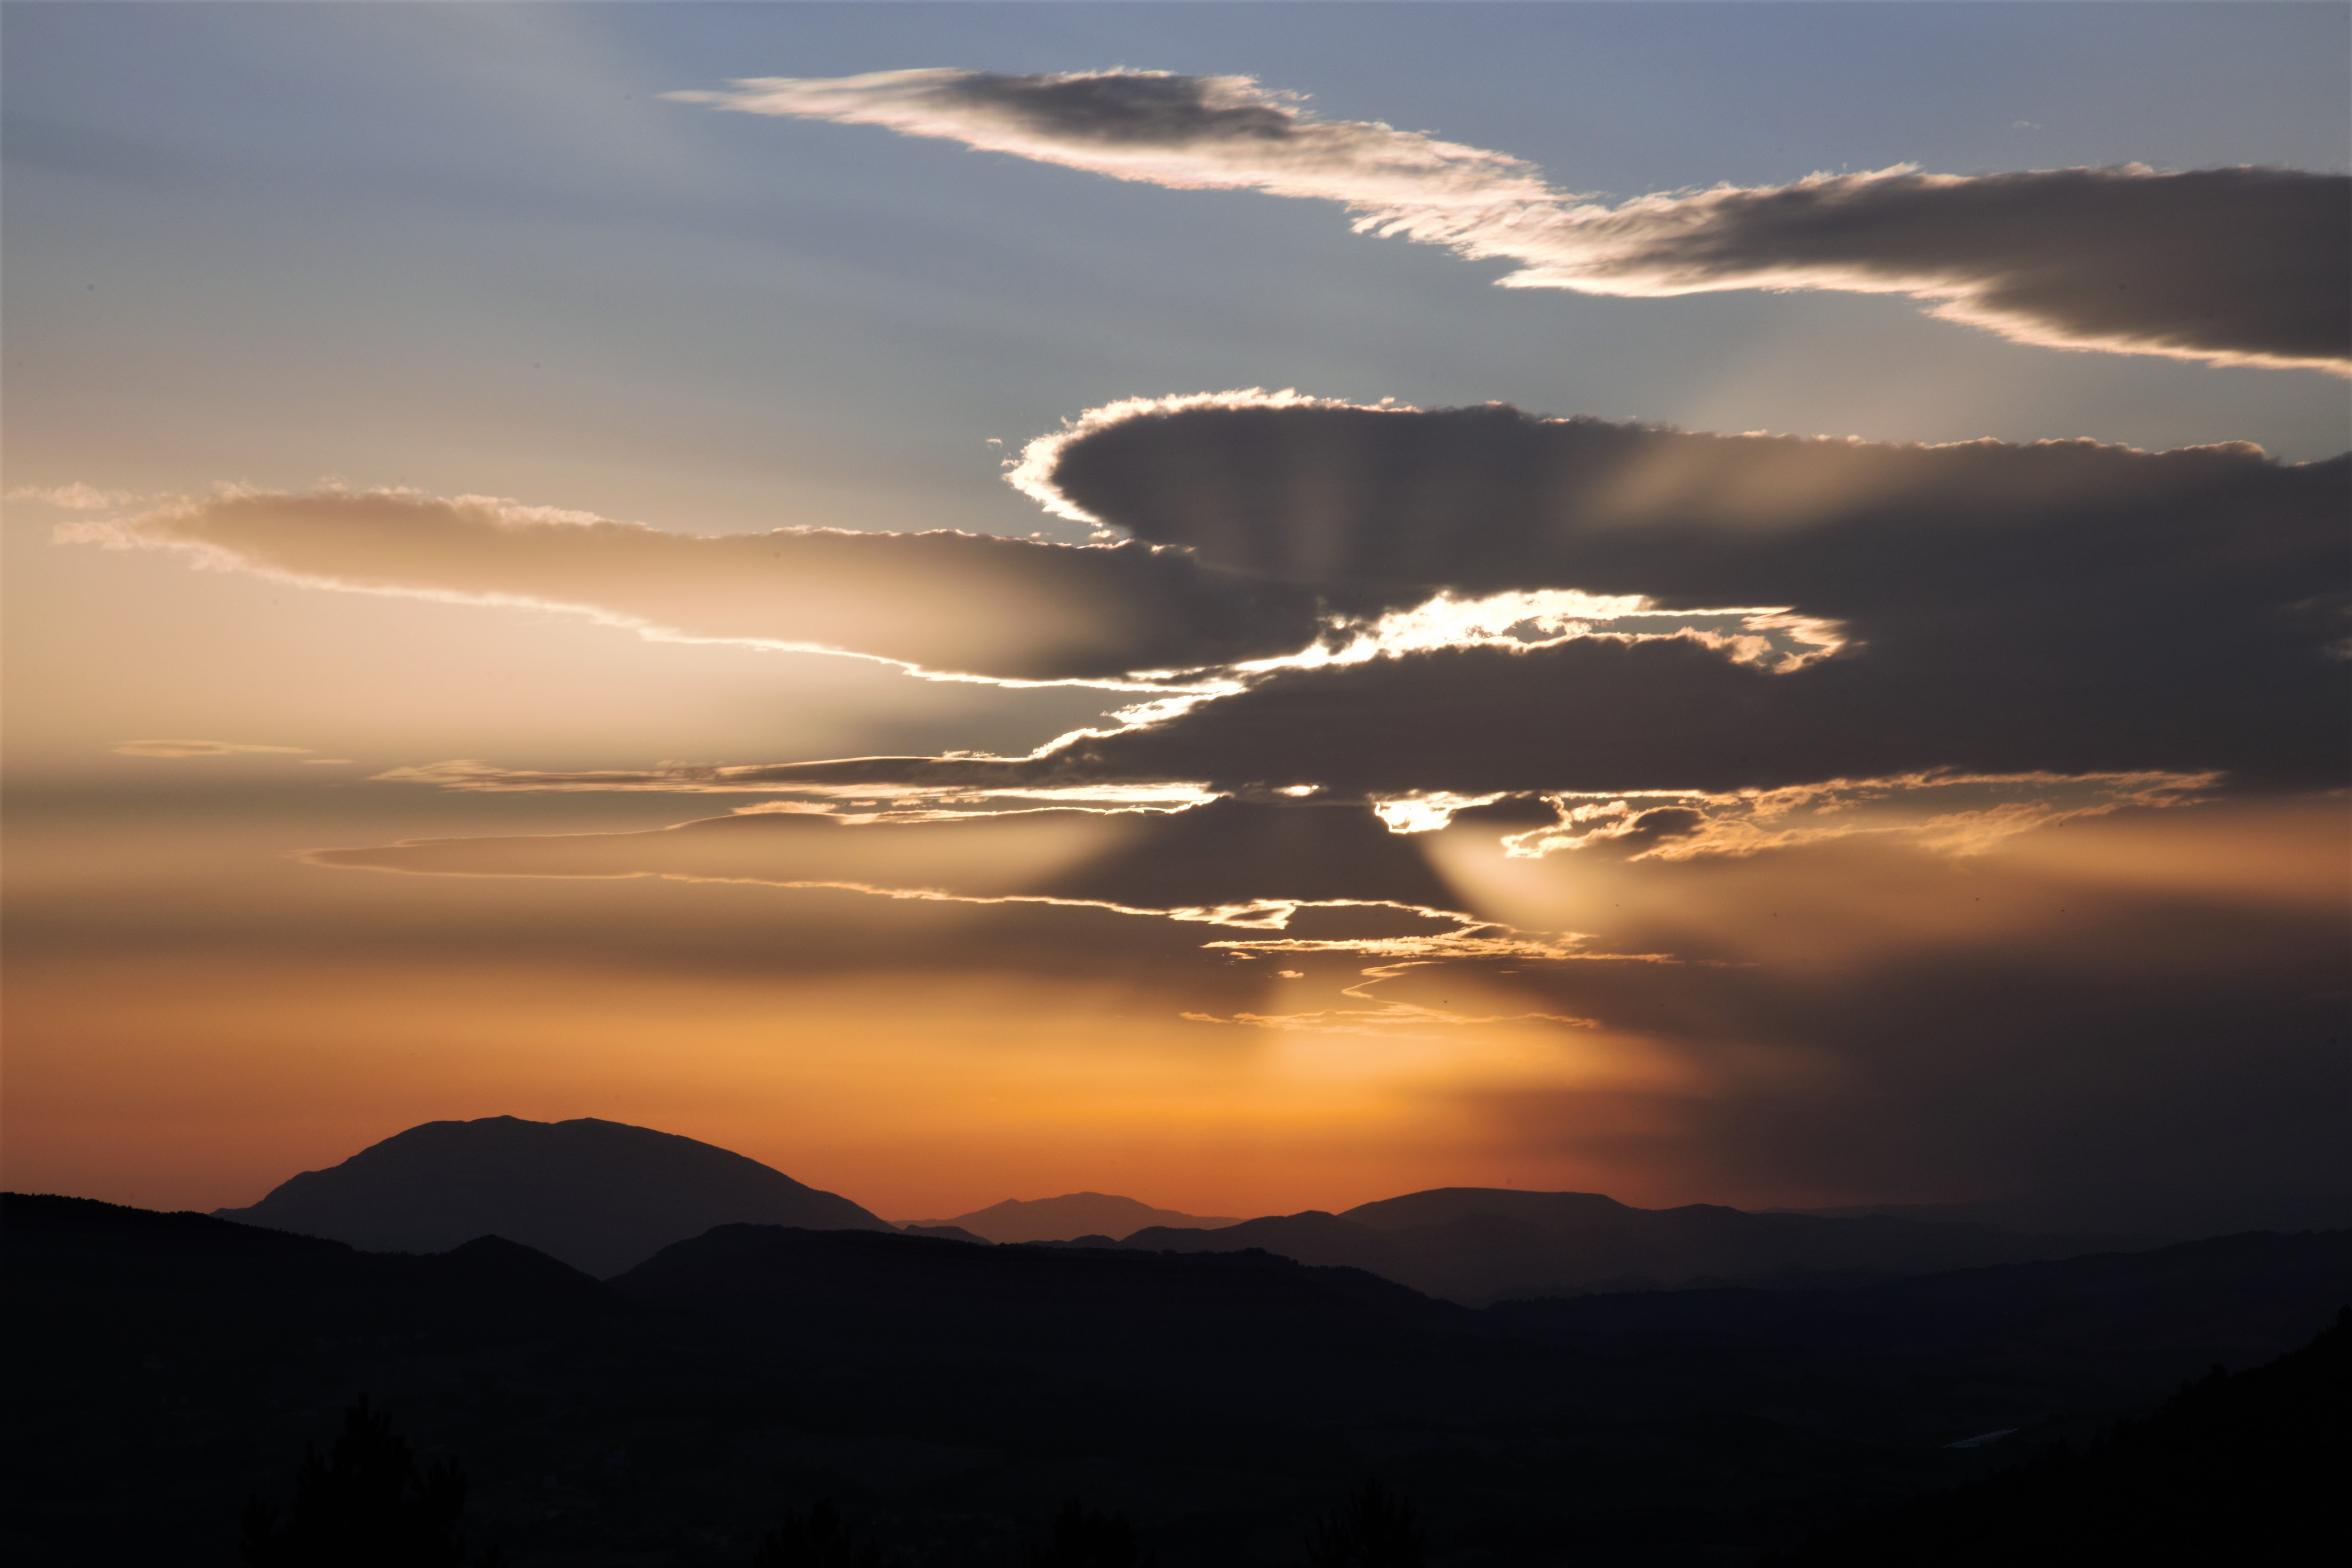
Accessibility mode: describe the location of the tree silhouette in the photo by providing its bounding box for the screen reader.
[240,1394,489,1568]
[754,1500,896,1568]
[1024,1498,1158,1568]
[1305,1482,1424,1568]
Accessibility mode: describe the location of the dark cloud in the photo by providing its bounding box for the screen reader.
[1019,399,2350,794]
[342,397,2344,802]
[537,399,2342,798]
[1562,165,2351,373]
[935,70,1302,147]
[1036,630,2336,797]
[687,70,2349,371]
[1442,807,2352,1214]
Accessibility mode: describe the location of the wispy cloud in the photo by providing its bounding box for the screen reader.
[299,796,1548,960]
[61,488,1323,685]
[9,481,139,511]
[1496,770,2218,861]
[683,69,2349,373]
[111,739,313,759]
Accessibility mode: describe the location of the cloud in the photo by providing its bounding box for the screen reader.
[307,796,1469,931]
[1495,163,2350,374]
[423,395,2335,800]
[111,739,313,758]
[302,797,1557,974]
[61,488,1325,684]
[1429,794,2351,1210]
[8,482,137,511]
[1506,770,2217,862]
[1009,396,2348,794]
[288,779,2349,1213]
[670,67,1551,206]
[680,68,2350,373]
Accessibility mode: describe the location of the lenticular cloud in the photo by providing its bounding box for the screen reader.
[679,67,2350,373]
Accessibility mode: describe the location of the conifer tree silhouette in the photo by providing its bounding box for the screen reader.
[240,1395,489,1568]
[1304,1482,1424,1568]
[753,1500,896,1568]
[1023,1498,1158,1568]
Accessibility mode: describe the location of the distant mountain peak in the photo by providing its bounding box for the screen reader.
[1339,1187,1636,1232]
[908,1191,1243,1244]
[213,1115,891,1277]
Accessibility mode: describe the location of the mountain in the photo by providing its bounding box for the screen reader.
[611,1222,1468,1352]
[212,1115,890,1276]
[1776,1187,2352,1239]
[9,1188,2343,1568]
[1777,1306,2351,1565]
[907,1190,1240,1243]
[1119,1187,2143,1305]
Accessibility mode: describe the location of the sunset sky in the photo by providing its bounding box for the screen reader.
[5,2,2346,1229]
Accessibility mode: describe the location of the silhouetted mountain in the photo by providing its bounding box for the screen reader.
[1486,1230,2352,1447]
[5,1192,630,1338]
[1122,1187,2141,1304]
[1777,1307,2352,1565]
[1344,1187,1637,1231]
[212,1116,890,1276]
[898,1222,990,1244]
[907,1192,1240,1244]
[6,1190,2344,1568]
[611,1224,1470,1354]
[1777,1186,2352,1239]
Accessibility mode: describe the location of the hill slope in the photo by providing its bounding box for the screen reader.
[1780,1305,2351,1565]
[214,1115,889,1276]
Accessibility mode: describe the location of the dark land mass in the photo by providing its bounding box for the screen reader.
[1777,1188,2352,1239]
[207,1119,2153,1303]
[1777,1307,2351,1565]
[212,1117,892,1277]
[5,1191,2345,1567]
[1113,1187,2146,1305]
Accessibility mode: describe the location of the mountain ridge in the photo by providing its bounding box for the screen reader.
[209,1120,2171,1302]
[1117,1188,2150,1305]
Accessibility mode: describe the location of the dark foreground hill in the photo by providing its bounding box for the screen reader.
[213,1116,890,1276]
[6,1190,2344,1567]
[1779,1308,2352,1566]
[614,1223,1468,1353]
[1116,1187,2141,1305]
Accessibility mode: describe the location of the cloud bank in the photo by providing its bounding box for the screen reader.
[412,394,2337,800]
[680,68,2349,372]
[1024,396,2348,794]
[70,395,2344,806]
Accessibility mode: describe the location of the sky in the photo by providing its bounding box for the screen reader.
[4,2,2347,1229]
